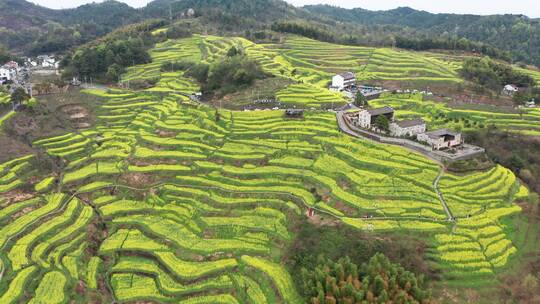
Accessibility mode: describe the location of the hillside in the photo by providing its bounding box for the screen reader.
[0,32,537,303]
[0,0,141,55]
[305,5,540,67]
[4,0,540,69]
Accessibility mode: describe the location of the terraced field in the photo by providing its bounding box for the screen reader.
[121,34,467,109]
[369,92,540,136]
[0,34,532,302]
[245,36,462,87]
[0,80,528,302]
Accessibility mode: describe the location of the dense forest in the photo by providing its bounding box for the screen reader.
[300,254,431,303]
[460,58,536,90]
[6,0,540,69]
[61,20,165,82]
[0,0,143,56]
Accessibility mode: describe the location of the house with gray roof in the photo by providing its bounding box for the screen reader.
[357,106,395,129]
[390,118,426,137]
[331,72,356,91]
[417,129,462,150]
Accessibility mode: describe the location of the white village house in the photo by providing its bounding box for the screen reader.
[330,72,356,91]
[0,62,18,83]
[389,118,426,137]
[356,106,394,129]
[0,66,13,83]
[36,55,60,69]
[417,129,462,150]
[503,84,519,95]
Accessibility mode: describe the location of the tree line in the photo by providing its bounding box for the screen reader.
[395,36,511,62]
[62,20,166,82]
[271,21,512,62]
[460,57,536,91]
[300,253,431,304]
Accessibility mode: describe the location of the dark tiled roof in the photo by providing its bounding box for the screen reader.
[338,72,356,80]
[285,109,304,115]
[367,106,394,116]
[424,128,459,139]
[396,118,425,128]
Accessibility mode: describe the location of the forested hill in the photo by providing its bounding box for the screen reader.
[304,5,540,67]
[0,0,142,55]
[3,0,540,68]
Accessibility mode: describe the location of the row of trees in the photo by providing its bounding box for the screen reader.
[300,253,431,304]
[271,22,336,43]
[461,57,536,91]
[395,36,511,62]
[270,22,513,63]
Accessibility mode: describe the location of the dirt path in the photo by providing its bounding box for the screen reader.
[434,168,455,221]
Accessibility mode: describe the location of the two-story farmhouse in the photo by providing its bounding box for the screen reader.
[331,72,356,91]
[357,106,394,128]
[417,129,462,150]
[390,119,426,137]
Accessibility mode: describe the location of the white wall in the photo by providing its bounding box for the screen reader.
[390,123,426,137]
[332,75,345,89]
[357,110,371,128]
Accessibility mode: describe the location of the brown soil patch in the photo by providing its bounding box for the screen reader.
[59,104,91,130]
[76,122,91,129]
[11,206,36,218]
[70,113,87,119]
[307,213,340,227]
[0,135,33,163]
[333,200,358,215]
[0,190,35,206]
[118,172,156,189]
[156,129,176,137]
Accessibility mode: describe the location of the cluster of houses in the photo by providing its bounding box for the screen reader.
[1,55,61,84]
[354,106,463,150]
[24,55,61,70]
[329,71,463,150]
[0,61,20,84]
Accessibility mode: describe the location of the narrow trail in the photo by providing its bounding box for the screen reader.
[433,168,455,222]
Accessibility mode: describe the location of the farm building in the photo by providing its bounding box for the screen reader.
[331,72,356,91]
[417,129,462,150]
[356,106,394,128]
[390,118,426,137]
[502,84,519,95]
[0,63,17,83]
[285,109,304,117]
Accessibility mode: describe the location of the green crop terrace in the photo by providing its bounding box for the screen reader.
[0,88,528,301]
[120,34,470,109]
[0,34,533,302]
